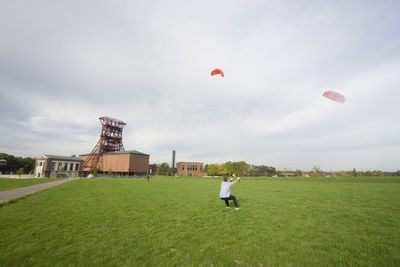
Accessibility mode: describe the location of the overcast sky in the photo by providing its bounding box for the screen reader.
[1,1,399,171]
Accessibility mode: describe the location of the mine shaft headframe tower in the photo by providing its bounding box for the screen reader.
[83,116,126,174]
[97,116,126,152]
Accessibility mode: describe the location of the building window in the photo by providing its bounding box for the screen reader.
[64,163,68,171]
[52,162,56,171]
[58,162,62,170]
[39,162,43,166]
[75,163,79,171]
[69,163,74,171]
[182,166,184,170]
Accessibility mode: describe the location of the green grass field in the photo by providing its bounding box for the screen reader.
[0,177,399,266]
[0,178,61,191]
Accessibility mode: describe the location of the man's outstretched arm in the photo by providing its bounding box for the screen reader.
[233,177,240,184]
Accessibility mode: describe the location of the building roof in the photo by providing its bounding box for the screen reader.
[38,155,84,161]
[79,150,149,157]
[104,150,149,156]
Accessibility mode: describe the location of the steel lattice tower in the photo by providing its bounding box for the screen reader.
[83,116,126,174]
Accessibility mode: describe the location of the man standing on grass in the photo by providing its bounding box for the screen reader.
[219,175,240,210]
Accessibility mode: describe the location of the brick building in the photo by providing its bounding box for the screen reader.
[176,162,204,177]
[80,150,150,176]
[148,164,157,176]
[0,159,17,174]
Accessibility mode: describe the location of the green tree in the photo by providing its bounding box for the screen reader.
[312,166,322,177]
[22,157,35,173]
[230,161,249,176]
[157,163,171,176]
[17,167,24,175]
[0,153,18,166]
[372,170,383,176]
[218,164,228,176]
[209,162,275,177]
[0,153,35,173]
[204,164,209,173]
[107,169,113,177]
[224,162,233,176]
[364,170,372,176]
[340,171,349,176]
[248,165,263,177]
[207,164,219,176]
[266,166,277,176]
[247,165,277,177]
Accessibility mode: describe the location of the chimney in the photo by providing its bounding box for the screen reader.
[172,150,176,169]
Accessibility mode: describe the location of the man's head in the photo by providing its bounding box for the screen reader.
[223,176,228,182]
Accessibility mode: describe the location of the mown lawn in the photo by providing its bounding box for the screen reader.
[0,177,399,266]
[0,178,62,191]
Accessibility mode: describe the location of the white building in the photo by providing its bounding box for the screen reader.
[35,155,83,178]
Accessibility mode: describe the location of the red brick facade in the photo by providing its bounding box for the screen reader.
[80,150,150,175]
[176,162,204,177]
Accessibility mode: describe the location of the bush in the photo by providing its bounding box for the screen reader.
[17,168,24,175]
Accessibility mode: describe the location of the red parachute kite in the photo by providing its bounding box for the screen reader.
[211,68,224,77]
[323,90,346,104]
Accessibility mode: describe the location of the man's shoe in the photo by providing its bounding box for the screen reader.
[226,206,230,208]
[235,207,240,210]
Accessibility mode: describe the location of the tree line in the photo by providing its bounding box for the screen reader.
[205,161,277,177]
[156,161,278,177]
[156,161,399,177]
[309,166,399,177]
[0,153,36,174]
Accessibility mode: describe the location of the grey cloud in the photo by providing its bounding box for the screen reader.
[1,1,400,171]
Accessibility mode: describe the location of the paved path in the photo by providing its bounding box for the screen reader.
[0,179,75,203]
